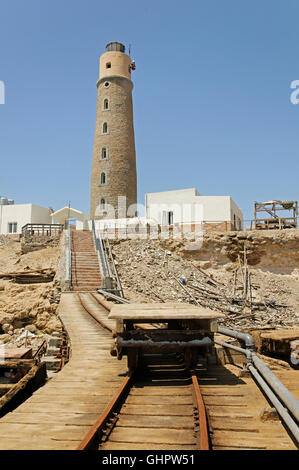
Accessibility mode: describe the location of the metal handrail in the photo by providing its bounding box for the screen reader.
[22,223,64,237]
[65,226,72,288]
[104,237,124,297]
[91,220,110,280]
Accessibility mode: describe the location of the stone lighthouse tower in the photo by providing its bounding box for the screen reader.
[90,41,137,219]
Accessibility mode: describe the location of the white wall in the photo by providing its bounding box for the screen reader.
[146,189,243,228]
[0,204,51,234]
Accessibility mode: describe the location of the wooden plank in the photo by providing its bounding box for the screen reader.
[125,395,193,405]
[116,415,194,429]
[0,438,81,450]
[0,423,91,440]
[131,387,191,396]
[109,302,224,320]
[108,426,196,445]
[211,430,296,450]
[121,404,194,416]
[0,412,101,426]
[100,442,197,450]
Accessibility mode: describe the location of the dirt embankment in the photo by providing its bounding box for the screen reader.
[0,236,62,347]
[163,229,299,274]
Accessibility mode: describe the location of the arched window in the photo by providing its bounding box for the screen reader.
[100,198,106,209]
[103,122,108,134]
[106,62,111,69]
[101,147,107,159]
[103,99,109,110]
[100,172,106,185]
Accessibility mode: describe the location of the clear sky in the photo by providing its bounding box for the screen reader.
[0,0,298,223]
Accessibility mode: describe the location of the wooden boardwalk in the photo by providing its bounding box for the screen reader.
[196,362,298,450]
[0,292,127,450]
[0,292,297,450]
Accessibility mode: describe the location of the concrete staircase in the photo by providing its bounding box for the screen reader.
[71,231,102,291]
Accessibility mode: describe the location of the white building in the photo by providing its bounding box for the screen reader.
[0,198,52,235]
[51,207,89,230]
[145,188,243,231]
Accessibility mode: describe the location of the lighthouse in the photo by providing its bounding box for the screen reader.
[90,41,137,220]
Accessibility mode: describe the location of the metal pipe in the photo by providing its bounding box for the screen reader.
[217,325,255,350]
[214,339,252,359]
[251,353,299,423]
[214,333,299,427]
[248,364,299,445]
[97,289,131,304]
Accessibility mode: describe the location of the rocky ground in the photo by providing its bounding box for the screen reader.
[0,236,62,352]
[111,235,299,332]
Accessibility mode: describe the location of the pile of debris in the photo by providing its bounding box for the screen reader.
[111,239,299,331]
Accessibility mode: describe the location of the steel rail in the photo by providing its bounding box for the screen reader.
[191,373,210,450]
[77,293,209,450]
[76,293,112,333]
[90,291,113,312]
[77,373,134,450]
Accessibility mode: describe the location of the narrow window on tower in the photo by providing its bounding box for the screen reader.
[100,172,106,185]
[103,122,108,134]
[100,198,106,209]
[101,147,108,159]
[103,98,109,110]
[106,62,111,69]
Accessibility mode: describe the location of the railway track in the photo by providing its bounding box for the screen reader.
[78,352,208,450]
[0,290,297,450]
[77,292,298,451]
[0,292,127,450]
[76,292,209,450]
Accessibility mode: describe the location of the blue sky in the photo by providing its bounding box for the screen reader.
[0,0,298,222]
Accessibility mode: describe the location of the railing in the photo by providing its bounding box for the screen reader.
[102,236,124,297]
[92,221,124,296]
[215,326,299,444]
[65,226,72,289]
[253,217,297,230]
[22,224,64,237]
[91,220,112,290]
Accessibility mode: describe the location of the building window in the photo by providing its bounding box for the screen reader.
[106,62,111,69]
[100,198,106,209]
[104,81,110,88]
[103,98,109,110]
[162,211,173,225]
[103,122,108,134]
[101,147,108,159]
[100,172,106,185]
[8,222,17,233]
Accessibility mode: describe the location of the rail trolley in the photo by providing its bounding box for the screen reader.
[108,303,224,369]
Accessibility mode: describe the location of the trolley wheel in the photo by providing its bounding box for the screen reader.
[127,347,139,370]
[184,347,198,369]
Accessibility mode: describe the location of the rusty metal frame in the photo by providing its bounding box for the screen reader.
[77,293,112,333]
[77,373,134,450]
[191,373,210,450]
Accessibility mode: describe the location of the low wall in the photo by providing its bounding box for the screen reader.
[162,229,299,273]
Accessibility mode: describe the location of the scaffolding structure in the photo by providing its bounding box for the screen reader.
[254,200,298,230]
